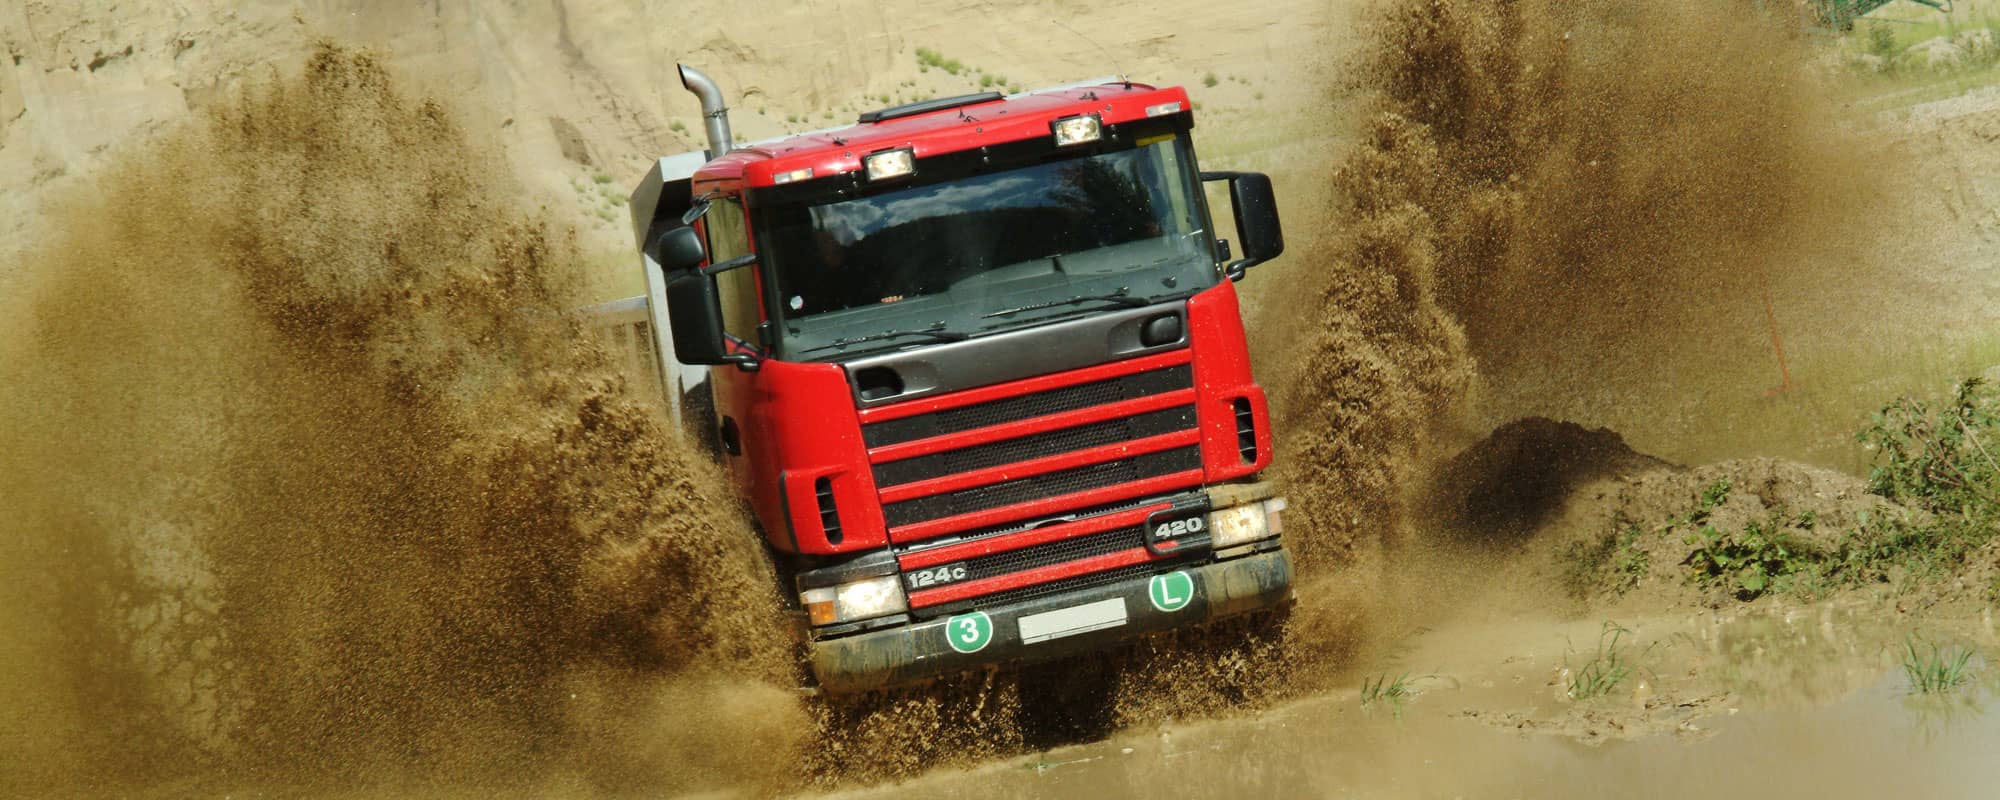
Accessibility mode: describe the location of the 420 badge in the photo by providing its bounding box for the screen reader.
[944,611,994,654]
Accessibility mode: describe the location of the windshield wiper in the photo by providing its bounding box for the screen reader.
[981,288,1149,319]
[803,322,970,354]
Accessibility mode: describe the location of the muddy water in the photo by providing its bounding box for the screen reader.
[825,609,2000,799]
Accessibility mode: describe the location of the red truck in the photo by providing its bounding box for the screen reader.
[615,65,1291,693]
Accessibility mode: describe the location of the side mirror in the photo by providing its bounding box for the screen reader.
[648,226,707,272]
[1201,171,1284,280]
[664,269,732,366]
[664,261,760,369]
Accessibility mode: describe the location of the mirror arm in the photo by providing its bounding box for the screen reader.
[721,333,763,372]
[1204,171,1257,280]
[701,254,757,277]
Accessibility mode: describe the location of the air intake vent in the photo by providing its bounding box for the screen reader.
[1233,398,1258,464]
[815,477,842,545]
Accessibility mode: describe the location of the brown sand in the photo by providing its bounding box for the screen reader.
[0,44,800,795]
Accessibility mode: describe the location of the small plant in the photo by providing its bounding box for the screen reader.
[1565,622,1641,701]
[668,119,687,134]
[980,74,995,88]
[1902,638,1976,694]
[1858,377,2000,520]
[590,171,613,185]
[1202,72,1219,88]
[1683,514,1805,599]
[1561,514,1652,600]
[914,47,964,75]
[1866,24,1898,59]
[1360,672,1417,715]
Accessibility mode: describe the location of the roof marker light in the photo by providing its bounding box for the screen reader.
[1145,101,1184,118]
[772,167,814,185]
[864,148,916,181]
[1051,113,1103,147]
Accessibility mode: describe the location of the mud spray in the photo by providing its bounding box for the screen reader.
[0,46,803,795]
[1259,0,1893,684]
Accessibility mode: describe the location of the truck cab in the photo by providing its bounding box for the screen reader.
[621,66,1292,692]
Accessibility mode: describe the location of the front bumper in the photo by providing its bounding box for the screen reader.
[809,547,1293,694]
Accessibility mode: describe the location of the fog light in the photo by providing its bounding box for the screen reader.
[1051,113,1102,146]
[772,166,814,184]
[1145,101,1184,118]
[864,148,916,181]
[801,574,908,626]
[1209,497,1286,549]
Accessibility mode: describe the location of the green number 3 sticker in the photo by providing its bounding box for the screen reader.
[946,611,993,654]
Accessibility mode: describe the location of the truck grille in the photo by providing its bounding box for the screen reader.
[863,353,1209,607]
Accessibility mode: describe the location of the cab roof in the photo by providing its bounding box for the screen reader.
[693,81,1191,191]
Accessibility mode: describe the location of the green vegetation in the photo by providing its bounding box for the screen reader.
[1902,637,1978,694]
[1360,672,1417,715]
[1565,623,1637,700]
[1563,378,2000,603]
[915,47,966,76]
[1202,72,1219,88]
[1683,505,1815,599]
[1559,517,1650,599]
[1835,8,2000,114]
[1565,622,1641,701]
[1858,377,2000,517]
[668,119,688,134]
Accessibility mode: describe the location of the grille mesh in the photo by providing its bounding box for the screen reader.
[864,364,1192,448]
[873,405,1194,488]
[883,446,1201,528]
[959,524,1146,581]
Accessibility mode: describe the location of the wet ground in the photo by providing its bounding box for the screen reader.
[821,606,2000,799]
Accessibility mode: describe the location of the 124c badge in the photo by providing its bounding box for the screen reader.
[905,562,969,591]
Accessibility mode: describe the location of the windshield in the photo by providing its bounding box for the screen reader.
[756,134,1215,359]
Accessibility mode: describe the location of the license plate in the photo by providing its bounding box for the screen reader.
[1017,598,1128,644]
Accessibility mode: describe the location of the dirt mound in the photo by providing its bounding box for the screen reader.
[1537,457,1912,607]
[0,44,798,795]
[1429,418,1675,543]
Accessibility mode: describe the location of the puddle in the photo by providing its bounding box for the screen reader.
[817,608,2000,799]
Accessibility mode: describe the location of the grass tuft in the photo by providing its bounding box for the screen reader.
[1902,638,1977,694]
[1565,621,1641,701]
[1360,672,1418,716]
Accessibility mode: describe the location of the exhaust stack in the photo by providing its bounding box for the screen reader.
[677,64,734,158]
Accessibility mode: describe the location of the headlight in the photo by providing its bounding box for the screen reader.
[1051,113,1102,146]
[864,148,916,181]
[1209,497,1287,549]
[802,574,908,626]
